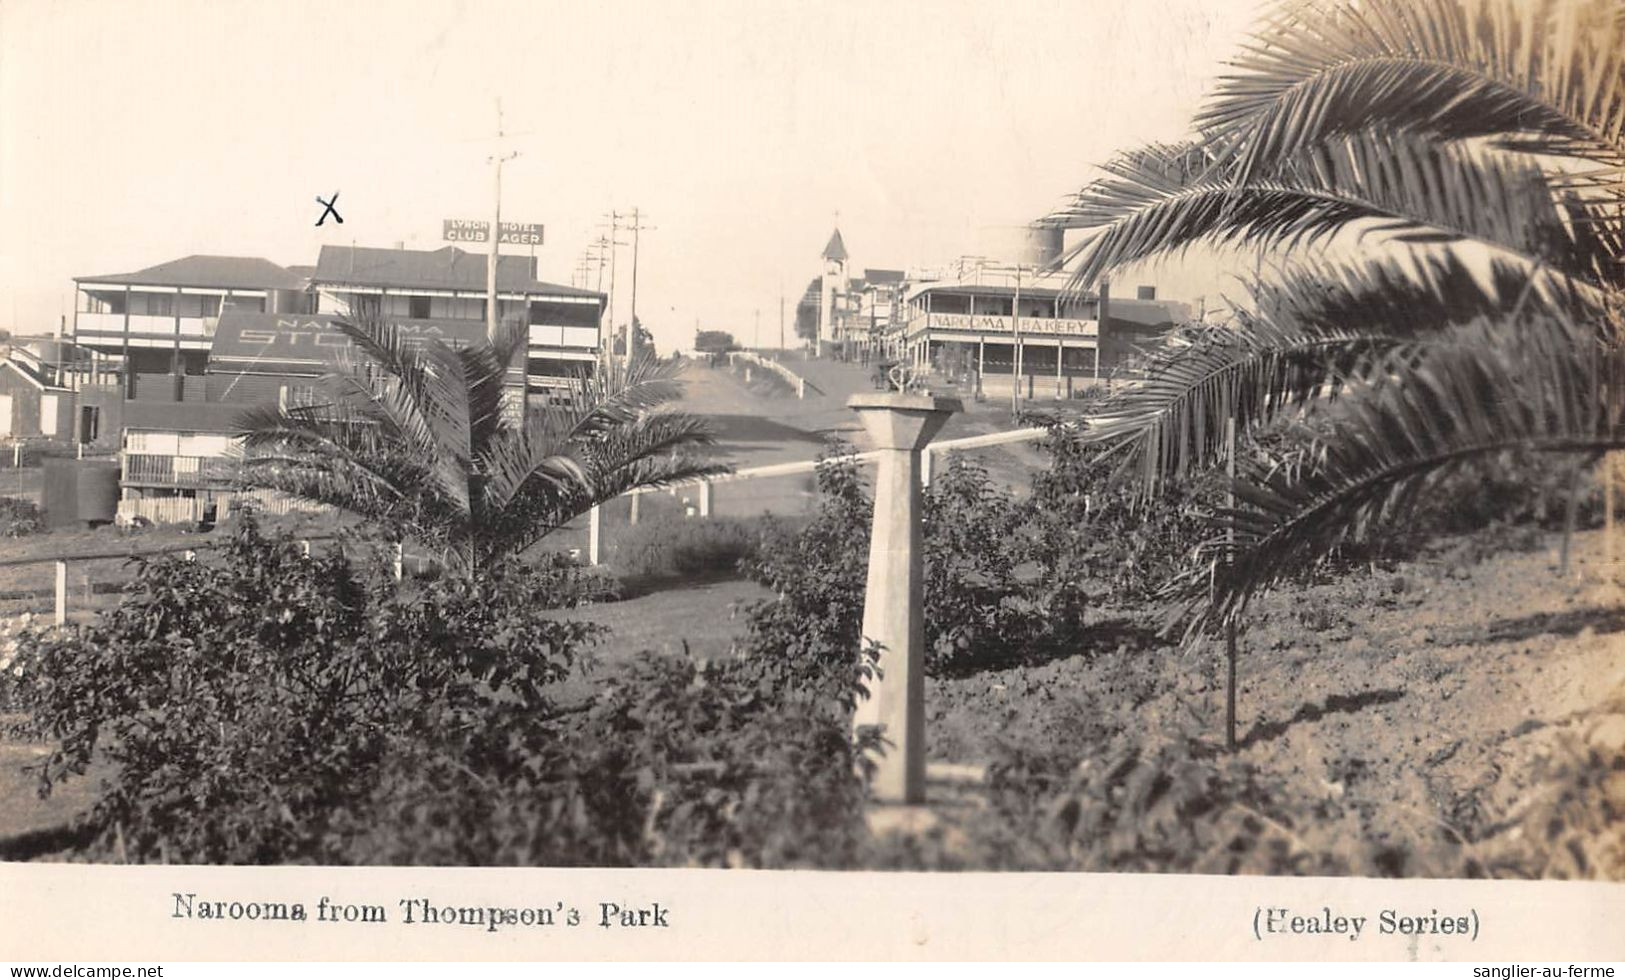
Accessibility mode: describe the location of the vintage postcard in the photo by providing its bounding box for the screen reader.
[0,0,1621,964]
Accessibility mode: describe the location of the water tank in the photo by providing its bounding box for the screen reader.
[76,463,120,524]
[1137,286,1157,300]
[265,288,306,314]
[976,223,1065,267]
[41,460,120,527]
[1017,224,1065,266]
[26,339,67,364]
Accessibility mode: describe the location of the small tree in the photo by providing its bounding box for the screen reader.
[234,310,727,574]
[695,330,737,354]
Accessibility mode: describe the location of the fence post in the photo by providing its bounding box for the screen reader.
[588,504,602,565]
[847,390,961,804]
[698,480,712,517]
[54,560,67,626]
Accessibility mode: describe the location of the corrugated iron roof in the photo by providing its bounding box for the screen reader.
[312,245,599,299]
[76,255,305,291]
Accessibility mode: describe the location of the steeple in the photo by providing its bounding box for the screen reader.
[821,228,849,263]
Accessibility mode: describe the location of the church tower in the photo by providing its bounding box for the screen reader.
[817,227,849,358]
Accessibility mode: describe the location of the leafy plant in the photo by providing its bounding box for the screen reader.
[15,517,602,863]
[1043,0,1625,635]
[742,443,1093,676]
[0,498,42,538]
[235,309,728,575]
[607,515,761,587]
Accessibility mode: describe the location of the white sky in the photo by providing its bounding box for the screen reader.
[0,0,1261,354]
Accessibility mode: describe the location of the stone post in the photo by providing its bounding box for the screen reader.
[847,391,961,803]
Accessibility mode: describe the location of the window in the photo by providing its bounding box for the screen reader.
[409,295,431,319]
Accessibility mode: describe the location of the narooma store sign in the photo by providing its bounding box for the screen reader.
[443,219,544,245]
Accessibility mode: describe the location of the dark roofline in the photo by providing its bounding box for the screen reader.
[75,255,304,291]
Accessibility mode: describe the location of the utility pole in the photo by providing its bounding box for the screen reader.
[621,207,655,367]
[599,212,624,373]
[779,284,785,353]
[487,101,519,342]
[1011,263,1023,414]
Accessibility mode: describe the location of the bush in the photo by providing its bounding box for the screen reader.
[521,551,624,607]
[14,514,885,866]
[0,497,42,537]
[16,517,603,863]
[1023,426,1214,606]
[742,442,1093,676]
[607,516,760,586]
[340,650,879,867]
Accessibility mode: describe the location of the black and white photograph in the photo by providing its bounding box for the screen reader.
[0,0,1622,965]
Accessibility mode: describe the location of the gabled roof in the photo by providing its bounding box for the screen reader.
[863,268,905,285]
[76,255,304,291]
[313,245,599,299]
[821,229,848,263]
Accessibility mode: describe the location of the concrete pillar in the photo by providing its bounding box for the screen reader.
[847,391,962,803]
[588,504,602,564]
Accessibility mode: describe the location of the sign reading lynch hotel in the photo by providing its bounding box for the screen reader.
[442,219,544,246]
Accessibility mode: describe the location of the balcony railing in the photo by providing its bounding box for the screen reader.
[121,453,239,488]
[76,312,218,338]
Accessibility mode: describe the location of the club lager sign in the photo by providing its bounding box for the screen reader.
[442,219,544,246]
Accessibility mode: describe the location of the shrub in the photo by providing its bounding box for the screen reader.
[0,497,43,537]
[16,517,603,863]
[742,442,1093,676]
[521,551,624,607]
[340,649,879,867]
[607,515,760,586]
[1022,426,1214,606]
[14,513,883,867]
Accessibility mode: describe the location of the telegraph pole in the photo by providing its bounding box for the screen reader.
[487,102,519,342]
[1011,263,1023,414]
[621,208,655,367]
[599,212,624,372]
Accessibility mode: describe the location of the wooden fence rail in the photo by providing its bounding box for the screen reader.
[4,424,1077,620]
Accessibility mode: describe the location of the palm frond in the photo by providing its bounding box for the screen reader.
[1201,0,1625,182]
[1080,251,1597,493]
[1048,129,1606,291]
[1173,314,1625,637]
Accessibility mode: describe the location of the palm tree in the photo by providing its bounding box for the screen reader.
[1045,0,1625,634]
[232,310,727,574]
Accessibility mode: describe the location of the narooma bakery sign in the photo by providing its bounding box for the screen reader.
[443,219,544,246]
